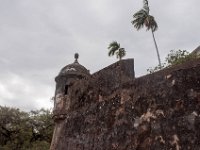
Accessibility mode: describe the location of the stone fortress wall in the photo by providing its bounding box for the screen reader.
[50,57,200,150]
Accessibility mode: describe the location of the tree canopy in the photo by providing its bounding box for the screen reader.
[0,106,53,150]
[147,49,198,73]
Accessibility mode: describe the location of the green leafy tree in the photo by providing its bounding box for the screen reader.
[0,106,31,149]
[29,109,53,144]
[0,106,53,150]
[165,49,197,66]
[131,0,161,67]
[147,49,198,73]
[108,41,126,60]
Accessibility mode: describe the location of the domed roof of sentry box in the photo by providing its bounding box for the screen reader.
[58,53,90,77]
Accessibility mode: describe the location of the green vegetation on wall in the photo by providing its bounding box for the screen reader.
[147,49,199,73]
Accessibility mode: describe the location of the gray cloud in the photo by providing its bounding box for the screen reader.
[0,0,200,110]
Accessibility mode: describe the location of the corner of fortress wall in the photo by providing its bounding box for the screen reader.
[51,58,200,150]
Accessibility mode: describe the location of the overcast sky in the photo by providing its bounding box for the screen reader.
[0,0,200,111]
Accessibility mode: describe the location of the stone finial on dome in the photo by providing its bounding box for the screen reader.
[74,53,79,63]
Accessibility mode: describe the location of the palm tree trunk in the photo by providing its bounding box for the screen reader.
[151,28,161,67]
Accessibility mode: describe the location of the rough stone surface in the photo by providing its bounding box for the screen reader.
[51,58,200,150]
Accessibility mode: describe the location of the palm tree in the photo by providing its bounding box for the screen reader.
[108,41,126,60]
[131,0,161,67]
[108,41,126,93]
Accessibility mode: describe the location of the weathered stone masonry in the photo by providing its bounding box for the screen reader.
[50,55,200,150]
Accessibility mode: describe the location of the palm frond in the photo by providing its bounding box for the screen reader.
[132,9,148,30]
[144,15,158,32]
[116,48,126,60]
[108,41,120,50]
[143,0,148,6]
[108,41,120,56]
[108,49,115,56]
[132,16,146,30]
[132,9,158,32]
[133,9,148,18]
[143,0,149,13]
